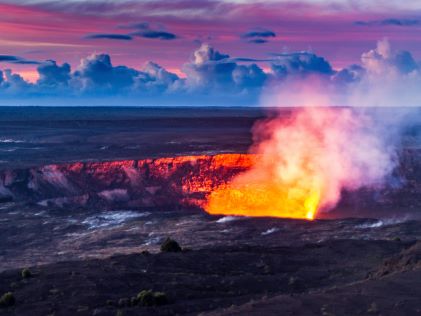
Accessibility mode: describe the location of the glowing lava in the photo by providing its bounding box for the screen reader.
[205,176,321,220]
[205,107,394,220]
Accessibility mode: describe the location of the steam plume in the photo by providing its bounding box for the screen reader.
[206,107,397,219]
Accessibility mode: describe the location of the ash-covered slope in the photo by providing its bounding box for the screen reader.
[208,241,421,316]
[0,239,412,316]
[0,154,253,209]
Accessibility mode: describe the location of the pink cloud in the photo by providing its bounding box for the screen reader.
[0,0,420,76]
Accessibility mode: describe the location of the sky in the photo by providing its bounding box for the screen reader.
[1,0,421,105]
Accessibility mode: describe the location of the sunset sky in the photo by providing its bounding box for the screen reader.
[1,0,421,105]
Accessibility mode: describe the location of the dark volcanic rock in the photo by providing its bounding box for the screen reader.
[0,239,411,316]
[0,154,253,210]
[207,270,421,316]
[372,240,421,277]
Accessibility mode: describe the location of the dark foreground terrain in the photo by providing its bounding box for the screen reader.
[0,236,420,315]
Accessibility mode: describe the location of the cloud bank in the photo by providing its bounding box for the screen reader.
[1,39,421,106]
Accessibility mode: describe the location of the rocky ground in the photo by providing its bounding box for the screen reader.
[0,236,420,315]
[209,241,421,316]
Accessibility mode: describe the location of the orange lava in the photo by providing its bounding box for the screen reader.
[205,177,320,220]
[204,153,320,220]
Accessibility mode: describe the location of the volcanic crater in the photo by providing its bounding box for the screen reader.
[1,107,421,315]
[0,151,421,315]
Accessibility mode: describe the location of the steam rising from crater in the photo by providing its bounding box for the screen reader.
[205,107,397,219]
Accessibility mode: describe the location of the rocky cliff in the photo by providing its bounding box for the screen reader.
[0,154,254,209]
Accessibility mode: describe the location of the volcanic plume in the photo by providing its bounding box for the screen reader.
[205,107,396,220]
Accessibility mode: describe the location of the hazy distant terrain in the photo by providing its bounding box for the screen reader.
[0,107,266,169]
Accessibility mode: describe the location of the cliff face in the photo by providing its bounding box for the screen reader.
[0,154,254,209]
[1,150,421,216]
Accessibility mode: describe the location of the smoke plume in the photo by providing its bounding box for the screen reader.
[206,107,397,219]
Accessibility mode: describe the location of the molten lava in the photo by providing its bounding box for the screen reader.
[205,168,321,220]
[205,183,319,220]
[205,107,395,220]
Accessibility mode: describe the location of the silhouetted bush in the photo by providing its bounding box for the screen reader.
[160,238,181,252]
[137,290,155,306]
[137,290,168,306]
[21,268,32,279]
[0,292,15,307]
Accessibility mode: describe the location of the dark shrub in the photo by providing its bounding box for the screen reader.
[160,238,181,253]
[137,290,168,306]
[137,290,155,306]
[0,292,15,307]
[21,268,32,279]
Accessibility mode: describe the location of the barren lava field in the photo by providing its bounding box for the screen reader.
[0,107,420,315]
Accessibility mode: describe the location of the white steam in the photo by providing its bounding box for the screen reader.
[252,39,421,215]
